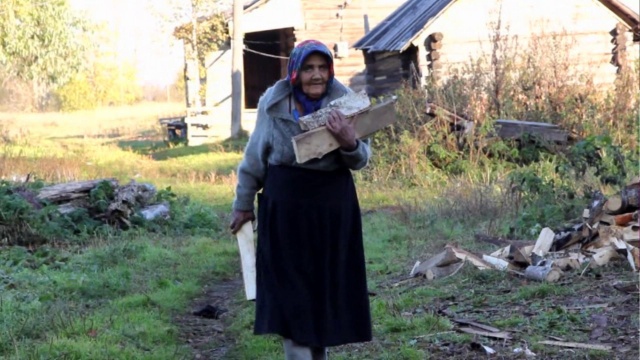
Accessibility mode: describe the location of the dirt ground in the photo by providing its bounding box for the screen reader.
[175,278,242,359]
[176,266,639,360]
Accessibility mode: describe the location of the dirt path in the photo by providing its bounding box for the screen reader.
[175,278,243,359]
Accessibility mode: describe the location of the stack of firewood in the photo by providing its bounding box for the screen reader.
[36,178,171,228]
[411,180,640,282]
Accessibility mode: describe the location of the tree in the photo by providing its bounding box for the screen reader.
[0,0,90,110]
[146,0,230,107]
[173,12,229,106]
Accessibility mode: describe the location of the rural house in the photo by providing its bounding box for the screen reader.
[352,0,640,96]
[201,0,407,112]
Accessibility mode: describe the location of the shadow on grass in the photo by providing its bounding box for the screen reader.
[150,136,249,161]
[118,139,169,156]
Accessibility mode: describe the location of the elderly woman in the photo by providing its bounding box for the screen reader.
[230,40,372,359]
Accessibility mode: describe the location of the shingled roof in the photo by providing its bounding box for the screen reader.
[352,0,453,52]
[353,0,640,53]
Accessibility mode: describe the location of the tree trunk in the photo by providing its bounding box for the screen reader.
[37,179,118,203]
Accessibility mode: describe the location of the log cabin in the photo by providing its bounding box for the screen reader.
[199,0,407,111]
[352,0,640,96]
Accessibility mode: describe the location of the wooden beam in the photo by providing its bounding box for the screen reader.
[292,98,397,163]
[236,221,256,301]
[537,340,611,351]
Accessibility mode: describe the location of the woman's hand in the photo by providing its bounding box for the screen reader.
[326,109,357,151]
[229,210,255,234]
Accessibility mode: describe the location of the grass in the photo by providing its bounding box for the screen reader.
[0,102,638,359]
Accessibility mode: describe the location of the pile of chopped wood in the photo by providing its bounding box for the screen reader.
[412,180,640,282]
[1,178,171,246]
[37,178,171,227]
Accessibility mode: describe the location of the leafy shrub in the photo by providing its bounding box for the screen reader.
[0,181,222,246]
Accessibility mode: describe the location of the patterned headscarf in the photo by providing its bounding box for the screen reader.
[285,40,335,118]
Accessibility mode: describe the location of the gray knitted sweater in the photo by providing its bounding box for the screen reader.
[232,79,372,211]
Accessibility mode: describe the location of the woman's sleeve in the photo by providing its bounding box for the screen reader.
[340,138,371,170]
[232,100,272,211]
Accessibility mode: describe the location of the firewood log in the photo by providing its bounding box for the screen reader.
[523,265,562,282]
[605,185,639,215]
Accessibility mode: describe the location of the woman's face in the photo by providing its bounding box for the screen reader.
[299,53,329,99]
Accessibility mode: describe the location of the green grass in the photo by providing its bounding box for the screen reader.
[0,234,239,359]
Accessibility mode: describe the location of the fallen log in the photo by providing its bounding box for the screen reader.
[523,265,562,282]
[292,97,397,163]
[605,185,639,215]
[37,179,118,203]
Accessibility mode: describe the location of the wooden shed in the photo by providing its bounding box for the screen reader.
[202,0,407,112]
[352,0,640,97]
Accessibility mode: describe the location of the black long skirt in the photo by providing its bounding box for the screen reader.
[254,164,372,348]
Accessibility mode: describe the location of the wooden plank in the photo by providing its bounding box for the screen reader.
[447,245,493,270]
[531,227,556,264]
[452,318,501,333]
[236,221,257,301]
[537,341,612,351]
[495,119,559,128]
[292,98,397,163]
[495,122,568,143]
[482,255,510,270]
[458,327,512,339]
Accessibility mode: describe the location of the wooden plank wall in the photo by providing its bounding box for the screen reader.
[294,0,407,92]
[413,0,640,87]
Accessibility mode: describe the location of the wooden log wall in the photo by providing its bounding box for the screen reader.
[294,0,407,92]
[363,51,404,96]
[610,22,629,74]
[412,0,640,87]
[424,32,444,83]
